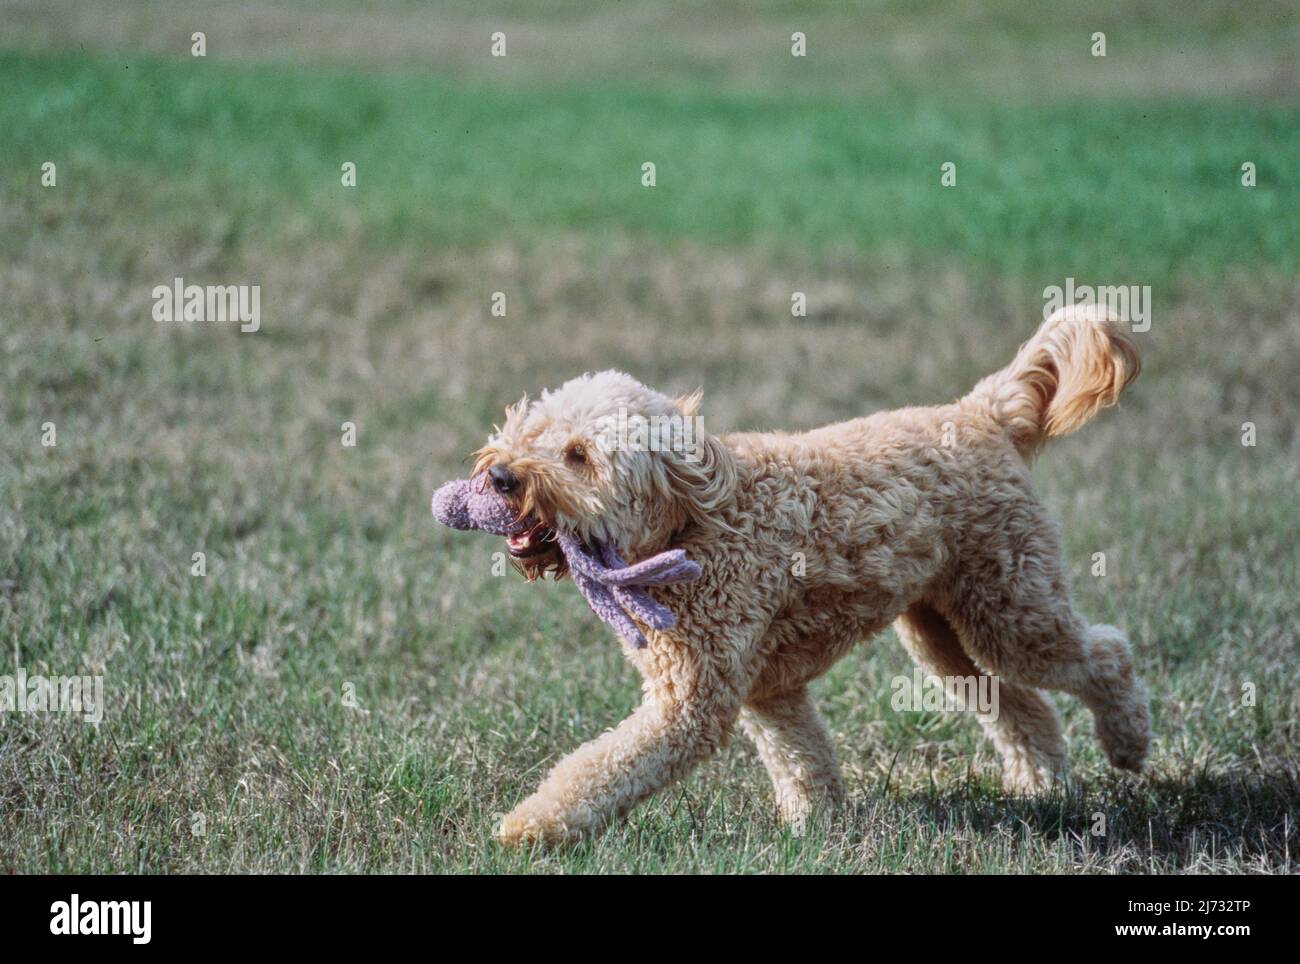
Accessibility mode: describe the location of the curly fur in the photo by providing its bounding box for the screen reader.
[472,305,1151,845]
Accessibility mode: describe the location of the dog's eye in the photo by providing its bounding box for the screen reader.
[564,442,588,466]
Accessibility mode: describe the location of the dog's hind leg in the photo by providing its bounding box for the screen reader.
[940,568,1151,773]
[894,603,1069,792]
[741,687,845,830]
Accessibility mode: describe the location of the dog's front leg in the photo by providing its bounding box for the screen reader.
[499,693,739,846]
[741,687,845,830]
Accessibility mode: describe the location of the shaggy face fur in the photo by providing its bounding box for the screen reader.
[467,306,1151,846]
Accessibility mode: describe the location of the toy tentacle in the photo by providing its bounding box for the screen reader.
[610,584,677,631]
[571,567,649,649]
[593,542,701,589]
[556,533,608,580]
[602,555,702,588]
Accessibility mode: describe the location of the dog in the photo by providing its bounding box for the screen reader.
[470,305,1150,845]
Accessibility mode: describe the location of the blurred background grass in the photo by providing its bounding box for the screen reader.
[0,0,1297,872]
[4,43,1296,277]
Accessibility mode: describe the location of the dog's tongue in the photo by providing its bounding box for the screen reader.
[507,521,555,557]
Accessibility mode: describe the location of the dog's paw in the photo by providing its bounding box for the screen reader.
[1083,625,1151,773]
[497,799,580,848]
[774,778,846,834]
[1001,748,1070,795]
[1094,683,1151,773]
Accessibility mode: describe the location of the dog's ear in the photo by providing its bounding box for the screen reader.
[658,423,737,529]
[669,434,735,515]
[674,389,704,418]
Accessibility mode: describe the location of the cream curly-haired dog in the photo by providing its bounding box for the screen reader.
[471,305,1150,845]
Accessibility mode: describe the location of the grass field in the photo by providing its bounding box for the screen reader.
[1,1,1297,873]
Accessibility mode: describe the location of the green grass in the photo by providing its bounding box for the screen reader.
[1,1,1297,873]
[4,49,1297,280]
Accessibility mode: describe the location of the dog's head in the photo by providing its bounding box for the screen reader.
[473,370,736,580]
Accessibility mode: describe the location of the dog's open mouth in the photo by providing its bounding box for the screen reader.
[507,521,557,558]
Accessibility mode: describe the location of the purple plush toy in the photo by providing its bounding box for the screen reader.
[432,476,702,649]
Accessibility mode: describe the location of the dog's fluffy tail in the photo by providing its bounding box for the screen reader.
[967,305,1140,458]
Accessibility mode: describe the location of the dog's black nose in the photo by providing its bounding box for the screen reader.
[488,464,518,494]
